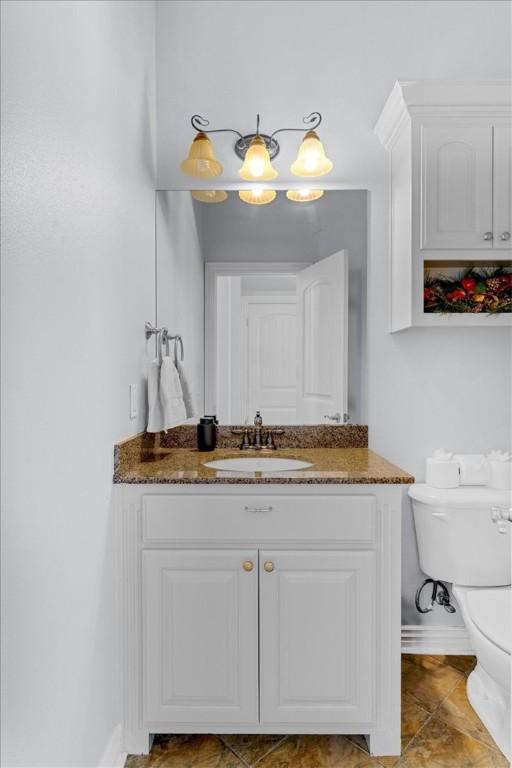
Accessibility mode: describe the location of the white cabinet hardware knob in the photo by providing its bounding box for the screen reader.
[500,231,511,241]
[243,560,254,572]
[323,412,341,423]
[263,561,275,573]
[483,232,493,241]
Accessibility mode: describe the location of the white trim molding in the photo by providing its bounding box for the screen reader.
[98,723,126,768]
[375,79,512,149]
[401,624,473,655]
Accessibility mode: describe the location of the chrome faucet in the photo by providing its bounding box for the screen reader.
[231,412,284,451]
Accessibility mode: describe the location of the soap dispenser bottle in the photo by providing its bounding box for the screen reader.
[197,415,218,452]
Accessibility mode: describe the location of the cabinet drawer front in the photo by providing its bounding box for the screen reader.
[142,494,376,544]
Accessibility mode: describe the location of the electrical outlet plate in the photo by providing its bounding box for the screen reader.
[129,384,137,419]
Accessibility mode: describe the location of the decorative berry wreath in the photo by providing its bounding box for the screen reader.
[424,267,512,314]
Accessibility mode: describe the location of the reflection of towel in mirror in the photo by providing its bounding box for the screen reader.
[160,356,187,429]
[177,360,196,419]
[147,359,165,433]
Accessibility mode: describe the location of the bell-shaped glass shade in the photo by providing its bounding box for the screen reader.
[238,136,278,181]
[191,189,228,204]
[180,132,223,179]
[290,130,333,177]
[286,189,324,202]
[238,189,276,205]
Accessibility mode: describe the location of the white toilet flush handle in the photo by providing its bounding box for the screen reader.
[491,506,512,534]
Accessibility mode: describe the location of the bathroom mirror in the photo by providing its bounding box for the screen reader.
[156,190,367,424]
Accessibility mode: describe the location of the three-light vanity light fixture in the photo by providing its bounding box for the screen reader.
[180,112,332,205]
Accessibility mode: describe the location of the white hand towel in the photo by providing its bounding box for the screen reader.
[160,356,187,429]
[177,360,196,419]
[146,359,165,433]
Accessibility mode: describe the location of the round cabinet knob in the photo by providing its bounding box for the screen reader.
[483,232,494,241]
[243,561,254,572]
[263,561,275,573]
[500,231,511,241]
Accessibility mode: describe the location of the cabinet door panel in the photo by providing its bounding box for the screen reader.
[420,121,493,249]
[143,549,258,724]
[493,121,512,249]
[260,550,375,724]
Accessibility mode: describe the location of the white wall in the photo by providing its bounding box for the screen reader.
[1,2,156,766]
[156,191,205,414]
[155,1,512,627]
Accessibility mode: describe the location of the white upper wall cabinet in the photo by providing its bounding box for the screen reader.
[375,81,512,331]
[493,121,512,249]
[420,119,493,250]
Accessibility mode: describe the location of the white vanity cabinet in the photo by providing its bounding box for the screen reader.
[375,81,512,330]
[119,484,402,758]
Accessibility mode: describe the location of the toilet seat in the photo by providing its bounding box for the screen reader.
[466,587,511,655]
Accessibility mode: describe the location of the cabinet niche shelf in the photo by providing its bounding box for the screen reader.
[423,260,512,316]
[375,80,512,330]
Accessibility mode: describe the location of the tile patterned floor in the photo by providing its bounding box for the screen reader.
[125,655,509,767]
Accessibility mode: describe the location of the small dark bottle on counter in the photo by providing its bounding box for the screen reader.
[197,415,218,451]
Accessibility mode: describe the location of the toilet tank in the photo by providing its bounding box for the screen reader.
[409,484,511,587]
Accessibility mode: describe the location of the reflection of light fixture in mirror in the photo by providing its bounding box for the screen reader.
[180,132,223,178]
[238,189,276,205]
[181,113,332,180]
[191,190,228,203]
[290,130,333,177]
[238,136,278,181]
[286,189,324,202]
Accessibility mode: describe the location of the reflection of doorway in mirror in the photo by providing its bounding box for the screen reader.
[209,254,348,425]
[216,274,297,425]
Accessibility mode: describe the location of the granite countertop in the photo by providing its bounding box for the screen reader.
[114,443,414,485]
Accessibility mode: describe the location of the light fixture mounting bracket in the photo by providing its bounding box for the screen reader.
[189,112,323,161]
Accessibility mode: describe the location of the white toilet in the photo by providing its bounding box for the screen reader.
[409,484,511,759]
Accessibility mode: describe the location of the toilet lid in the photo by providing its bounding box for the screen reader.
[467,587,511,655]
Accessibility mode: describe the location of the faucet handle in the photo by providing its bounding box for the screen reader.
[241,429,252,450]
[265,429,284,450]
[265,430,276,450]
[231,428,252,450]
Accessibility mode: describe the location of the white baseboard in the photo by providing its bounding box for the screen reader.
[98,723,127,768]
[402,624,473,655]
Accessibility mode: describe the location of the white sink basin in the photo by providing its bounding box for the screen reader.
[203,457,313,472]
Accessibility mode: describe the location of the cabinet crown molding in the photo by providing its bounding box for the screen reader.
[375,80,512,149]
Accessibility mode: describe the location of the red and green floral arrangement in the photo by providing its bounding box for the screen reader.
[424,266,512,314]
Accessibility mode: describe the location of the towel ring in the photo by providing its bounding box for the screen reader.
[174,336,184,364]
[161,329,170,358]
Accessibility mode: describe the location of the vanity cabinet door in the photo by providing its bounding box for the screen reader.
[259,550,376,724]
[419,120,493,250]
[142,549,258,724]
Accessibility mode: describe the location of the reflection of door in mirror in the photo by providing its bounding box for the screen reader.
[244,294,297,424]
[296,251,348,424]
